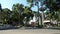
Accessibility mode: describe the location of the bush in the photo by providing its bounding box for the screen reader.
[58,24,60,27]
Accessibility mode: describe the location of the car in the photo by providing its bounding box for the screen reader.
[0,24,15,30]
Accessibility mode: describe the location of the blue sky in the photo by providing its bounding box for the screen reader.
[0,0,38,11]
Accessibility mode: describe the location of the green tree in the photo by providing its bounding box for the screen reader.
[12,3,24,26]
[1,8,11,24]
[44,0,60,11]
[23,6,33,24]
[43,0,60,20]
[26,0,41,27]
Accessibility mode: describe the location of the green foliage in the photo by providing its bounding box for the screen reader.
[12,3,24,13]
[26,0,40,8]
[12,3,33,25]
[44,0,60,11]
[23,6,34,22]
[27,0,32,3]
[43,0,60,21]
[0,8,11,24]
[12,3,24,25]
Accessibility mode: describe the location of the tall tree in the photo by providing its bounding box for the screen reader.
[43,0,60,26]
[26,0,40,26]
[26,0,46,27]
[43,0,60,21]
[12,3,24,25]
[1,8,11,24]
[44,0,60,19]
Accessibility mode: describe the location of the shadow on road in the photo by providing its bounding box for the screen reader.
[0,26,60,30]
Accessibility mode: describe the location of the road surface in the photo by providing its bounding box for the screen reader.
[0,29,60,34]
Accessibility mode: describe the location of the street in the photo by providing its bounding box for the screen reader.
[0,29,60,34]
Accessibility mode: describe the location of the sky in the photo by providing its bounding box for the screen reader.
[0,0,38,11]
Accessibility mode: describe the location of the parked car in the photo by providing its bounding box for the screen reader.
[0,24,16,30]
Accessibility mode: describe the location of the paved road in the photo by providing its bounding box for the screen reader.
[0,29,60,34]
